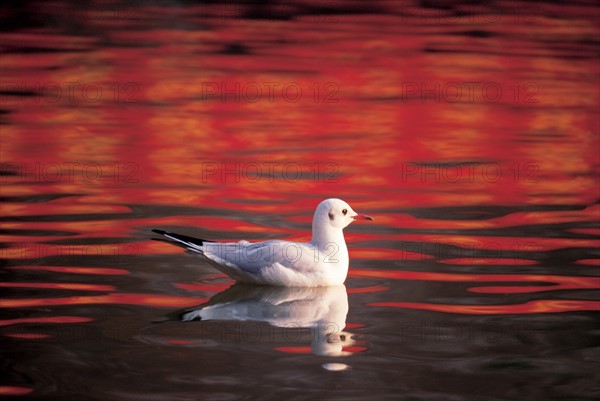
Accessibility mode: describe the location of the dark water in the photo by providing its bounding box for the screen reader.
[1,1,599,400]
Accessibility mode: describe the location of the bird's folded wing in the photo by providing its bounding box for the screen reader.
[201,240,320,274]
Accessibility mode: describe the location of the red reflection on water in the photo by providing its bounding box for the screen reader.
[347,285,389,294]
[576,259,600,266]
[499,206,600,226]
[0,294,207,308]
[375,206,600,234]
[0,282,115,291]
[342,346,367,353]
[0,1,598,326]
[174,281,234,293]
[468,286,552,294]
[345,323,365,329]
[568,228,600,236]
[7,266,129,275]
[398,233,600,252]
[0,386,33,396]
[2,203,129,218]
[469,274,600,293]
[275,345,366,354]
[274,346,311,353]
[370,300,600,315]
[350,269,600,294]
[178,216,288,235]
[0,316,93,327]
[351,248,433,261]
[3,333,51,339]
[441,258,537,265]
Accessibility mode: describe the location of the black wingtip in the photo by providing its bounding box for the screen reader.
[152,229,213,247]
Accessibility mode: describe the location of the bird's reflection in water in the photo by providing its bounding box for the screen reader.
[180,284,354,357]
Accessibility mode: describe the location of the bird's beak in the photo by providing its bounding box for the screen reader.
[352,213,374,221]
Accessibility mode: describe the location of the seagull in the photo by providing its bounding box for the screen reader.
[153,198,373,287]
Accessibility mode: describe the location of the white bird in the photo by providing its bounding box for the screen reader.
[153,198,373,286]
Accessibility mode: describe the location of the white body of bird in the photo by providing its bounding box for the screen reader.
[153,198,373,287]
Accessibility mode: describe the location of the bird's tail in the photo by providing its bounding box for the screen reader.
[152,229,212,252]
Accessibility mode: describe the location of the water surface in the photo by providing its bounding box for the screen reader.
[1,1,599,400]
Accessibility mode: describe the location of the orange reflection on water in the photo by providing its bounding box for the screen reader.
[370,300,600,315]
[350,269,600,294]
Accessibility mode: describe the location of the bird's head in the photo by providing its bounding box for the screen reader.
[315,198,374,230]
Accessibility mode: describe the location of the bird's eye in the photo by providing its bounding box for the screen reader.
[342,209,347,215]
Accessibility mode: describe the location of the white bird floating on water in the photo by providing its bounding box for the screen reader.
[153,198,373,287]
